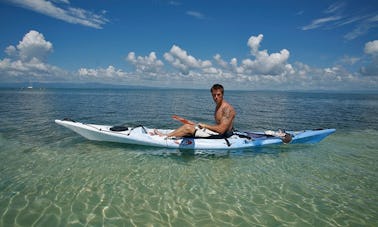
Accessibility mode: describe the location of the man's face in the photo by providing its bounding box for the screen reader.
[211,89,223,104]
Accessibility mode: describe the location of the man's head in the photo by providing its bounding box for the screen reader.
[210,84,224,94]
[211,84,224,104]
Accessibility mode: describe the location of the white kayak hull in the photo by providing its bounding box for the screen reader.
[55,119,336,150]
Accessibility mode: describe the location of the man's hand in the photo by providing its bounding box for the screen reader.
[198,123,206,129]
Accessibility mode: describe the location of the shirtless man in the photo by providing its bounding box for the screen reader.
[155,84,236,138]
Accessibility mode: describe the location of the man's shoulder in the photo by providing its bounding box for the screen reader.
[223,101,235,111]
[221,102,236,116]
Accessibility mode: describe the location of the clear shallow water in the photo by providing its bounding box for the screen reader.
[0,88,377,226]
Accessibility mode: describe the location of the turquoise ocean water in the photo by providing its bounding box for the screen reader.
[0,88,377,226]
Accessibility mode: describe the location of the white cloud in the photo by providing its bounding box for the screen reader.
[186,11,205,19]
[51,0,70,3]
[127,52,164,74]
[301,2,344,31]
[364,40,378,55]
[4,30,53,62]
[344,14,378,40]
[214,54,228,68]
[5,45,17,57]
[168,1,181,6]
[338,55,360,65]
[0,30,66,82]
[6,0,108,29]
[128,34,373,89]
[1,30,377,90]
[301,16,342,30]
[13,30,53,61]
[360,40,378,76]
[242,49,291,75]
[163,45,213,75]
[247,34,264,54]
[324,2,345,14]
[211,35,293,76]
[301,2,377,40]
[78,65,129,79]
[0,57,68,82]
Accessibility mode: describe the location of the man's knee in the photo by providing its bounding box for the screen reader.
[183,124,195,134]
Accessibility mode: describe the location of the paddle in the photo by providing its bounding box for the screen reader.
[265,130,292,143]
[172,115,196,125]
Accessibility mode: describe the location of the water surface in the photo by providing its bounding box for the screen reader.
[0,88,377,226]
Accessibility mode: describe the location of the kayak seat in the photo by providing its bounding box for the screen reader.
[110,126,129,131]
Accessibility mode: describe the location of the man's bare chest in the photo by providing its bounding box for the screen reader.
[214,107,224,123]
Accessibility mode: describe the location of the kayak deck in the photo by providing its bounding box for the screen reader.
[55,119,336,150]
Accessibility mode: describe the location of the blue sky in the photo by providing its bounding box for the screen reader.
[0,0,377,90]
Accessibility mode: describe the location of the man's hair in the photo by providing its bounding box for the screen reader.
[211,84,224,94]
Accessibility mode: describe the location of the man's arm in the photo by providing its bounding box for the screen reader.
[199,106,234,134]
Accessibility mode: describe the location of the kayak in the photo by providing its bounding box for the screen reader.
[55,119,336,150]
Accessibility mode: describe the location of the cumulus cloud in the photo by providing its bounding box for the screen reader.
[212,34,292,76]
[127,52,164,74]
[0,30,67,82]
[244,34,291,75]
[247,34,263,54]
[6,30,53,61]
[360,40,378,76]
[76,65,138,84]
[77,52,166,84]
[163,45,214,75]
[5,0,108,29]
[126,35,296,87]
[364,40,378,55]
[1,30,377,90]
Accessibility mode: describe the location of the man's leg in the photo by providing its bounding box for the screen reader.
[155,124,196,137]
